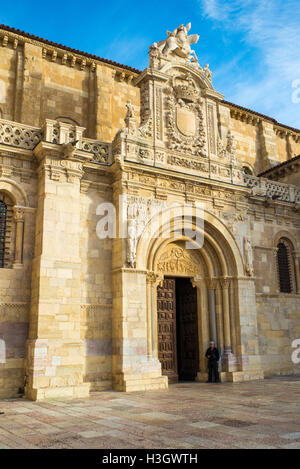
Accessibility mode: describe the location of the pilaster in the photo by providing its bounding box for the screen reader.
[12,206,25,268]
[24,141,92,400]
[112,268,167,392]
[259,121,279,172]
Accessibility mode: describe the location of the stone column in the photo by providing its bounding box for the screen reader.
[215,281,224,352]
[273,247,279,293]
[146,271,163,358]
[294,252,300,294]
[192,276,210,382]
[206,278,218,344]
[229,280,237,354]
[12,206,25,268]
[25,140,92,400]
[220,277,232,354]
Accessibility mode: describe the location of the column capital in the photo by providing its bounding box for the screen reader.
[146,271,164,286]
[205,277,218,290]
[220,276,231,289]
[13,205,25,222]
[191,275,204,288]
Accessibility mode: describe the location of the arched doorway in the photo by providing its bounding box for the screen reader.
[111,206,264,392]
[137,207,255,384]
[157,275,199,382]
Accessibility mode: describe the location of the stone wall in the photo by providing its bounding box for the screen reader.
[79,179,113,390]
[1,27,300,169]
[0,34,140,142]
[0,153,37,397]
[256,294,300,375]
[252,217,300,376]
[0,25,299,399]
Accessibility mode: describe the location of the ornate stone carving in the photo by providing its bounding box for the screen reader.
[155,151,165,163]
[164,75,206,156]
[244,236,254,276]
[217,131,236,159]
[0,119,42,150]
[125,196,167,268]
[81,139,111,164]
[124,100,137,136]
[203,64,212,81]
[125,100,135,119]
[156,246,200,275]
[13,206,25,222]
[137,147,154,161]
[146,271,164,286]
[155,87,163,140]
[207,104,216,154]
[220,277,231,289]
[153,23,199,63]
[167,154,208,172]
[138,116,153,139]
[220,212,245,236]
[127,217,138,268]
[137,82,153,139]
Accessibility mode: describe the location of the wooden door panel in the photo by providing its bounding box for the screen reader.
[177,279,198,380]
[157,278,178,382]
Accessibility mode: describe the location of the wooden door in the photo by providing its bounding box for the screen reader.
[177,278,199,380]
[157,278,178,382]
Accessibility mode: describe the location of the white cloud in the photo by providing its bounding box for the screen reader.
[199,0,300,127]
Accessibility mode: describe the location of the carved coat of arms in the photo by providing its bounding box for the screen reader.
[176,105,196,136]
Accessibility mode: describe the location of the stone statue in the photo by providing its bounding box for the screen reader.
[204,64,212,81]
[127,218,137,268]
[124,100,136,135]
[125,100,135,119]
[153,22,199,62]
[226,130,234,153]
[244,236,254,276]
[149,42,160,68]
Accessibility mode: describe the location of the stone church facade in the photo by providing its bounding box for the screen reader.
[0,23,299,400]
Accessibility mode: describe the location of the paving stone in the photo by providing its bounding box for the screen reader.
[0,378,299,449]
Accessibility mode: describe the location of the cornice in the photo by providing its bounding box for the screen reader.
[120,159,249,194]
[0,24,140,75]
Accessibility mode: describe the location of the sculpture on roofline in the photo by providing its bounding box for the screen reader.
[152,22,199,63]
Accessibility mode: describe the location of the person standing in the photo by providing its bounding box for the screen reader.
[205,341,220,383]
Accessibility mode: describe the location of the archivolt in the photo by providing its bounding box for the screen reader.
[136,206,244,277]
[0,178,28,206]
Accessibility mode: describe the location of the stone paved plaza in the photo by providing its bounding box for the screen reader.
[0,376,299,449]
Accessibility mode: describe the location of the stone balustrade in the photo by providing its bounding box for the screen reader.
[0,118,111,165]
[244,173,300,203]
[0,119,42,150]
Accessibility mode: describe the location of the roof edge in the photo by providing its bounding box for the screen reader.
[258,154,300,177]
[0,24,141,74]
[222,100,300,134]
[1,24,299,134]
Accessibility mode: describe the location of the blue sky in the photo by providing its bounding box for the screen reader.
[1,0,300,128]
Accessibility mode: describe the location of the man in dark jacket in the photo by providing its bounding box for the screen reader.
[205,341,220,383]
